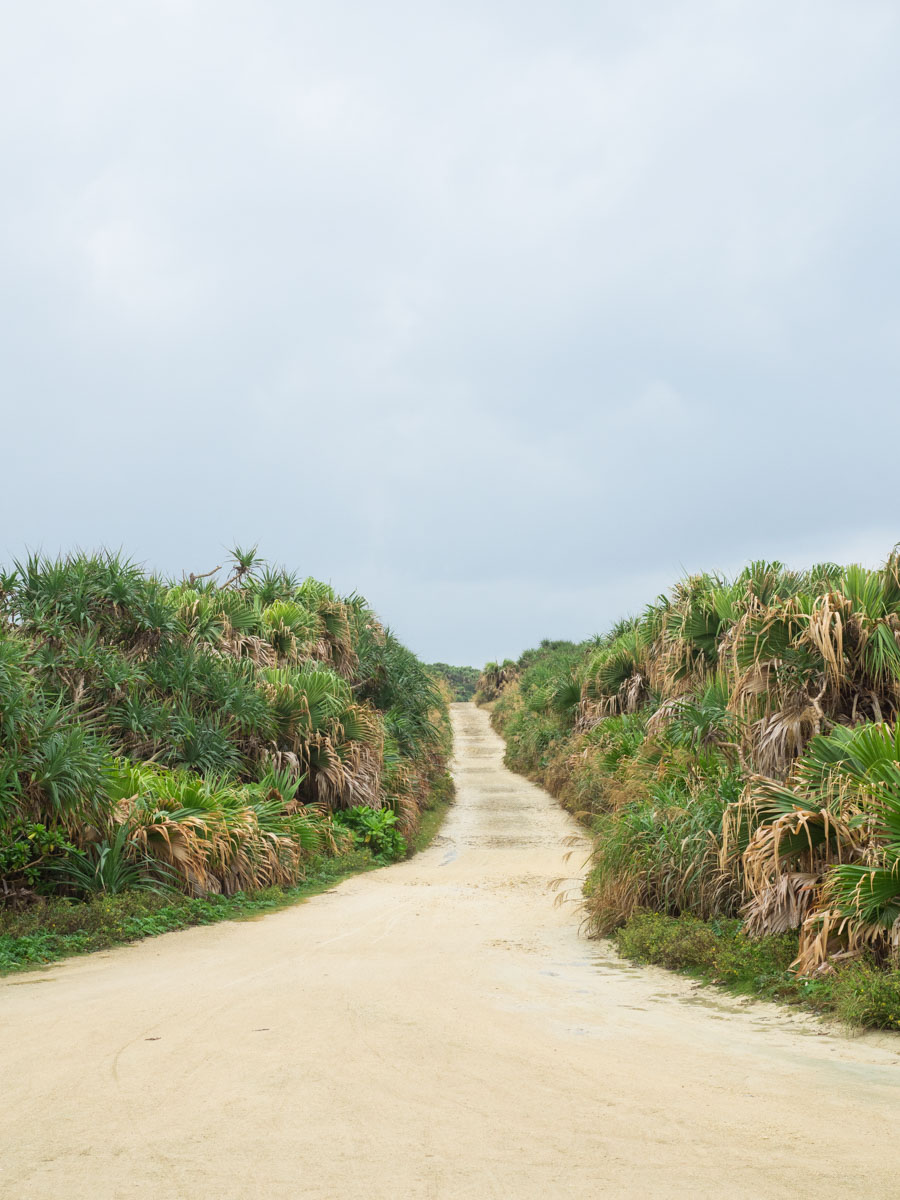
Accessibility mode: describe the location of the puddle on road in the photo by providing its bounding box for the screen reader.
[475,835,555,848]
[590,956,641,975]
[676,994,745,1016]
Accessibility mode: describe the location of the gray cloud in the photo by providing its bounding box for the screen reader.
[3,1,900,663]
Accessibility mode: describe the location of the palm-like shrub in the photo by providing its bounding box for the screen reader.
[102,761,335,895]
[737,722,900,970]
[573,553,900,779]
[51,823,175,897]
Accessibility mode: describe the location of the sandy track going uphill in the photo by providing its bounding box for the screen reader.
[2,703,898,1199]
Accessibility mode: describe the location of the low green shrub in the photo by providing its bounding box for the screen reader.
[333,806,407,862]
[615,912,798,983]
[0,822,74,895]
[827,960,900,1031]
[615,911,723,972]
[712,927,798,992]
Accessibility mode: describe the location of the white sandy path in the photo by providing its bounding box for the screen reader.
[1,702,899,1199]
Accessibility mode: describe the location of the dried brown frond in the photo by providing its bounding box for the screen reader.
[575,698,605,732]
[264,748,303,777]
[741,871,819,937]
[127,807,225,895]
[750,697,824,778]
[794,867,900,974]
[336,741,383,810]
[645,696,685,738]
[218,619,277,667]
[805,592,845,690]
[732,766,863,944]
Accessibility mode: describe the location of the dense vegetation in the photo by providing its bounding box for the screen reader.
[485,554,900,1024]
[427,662,480,701]
[0,549,451,958]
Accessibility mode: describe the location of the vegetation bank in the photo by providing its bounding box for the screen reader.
[0,548,452,970]
[482,554,900,1030]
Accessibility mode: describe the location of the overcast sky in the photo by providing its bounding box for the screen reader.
[3,2,900,664]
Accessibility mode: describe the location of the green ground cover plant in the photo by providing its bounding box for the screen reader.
[614,911,900,1030]
[333,806,408,862]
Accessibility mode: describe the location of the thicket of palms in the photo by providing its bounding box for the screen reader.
[0,549,448,904]
[486,551,900,973]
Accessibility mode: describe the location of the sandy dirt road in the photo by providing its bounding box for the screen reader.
[2,702,899,1199]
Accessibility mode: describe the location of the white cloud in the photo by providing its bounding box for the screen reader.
[2,1,900,662]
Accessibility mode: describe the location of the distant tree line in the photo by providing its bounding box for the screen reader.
[427,662,480,702]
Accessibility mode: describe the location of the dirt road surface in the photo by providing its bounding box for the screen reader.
[2,703,898,1199]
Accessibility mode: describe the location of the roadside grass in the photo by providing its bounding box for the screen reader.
[0,851,377,976]
[1,773,457,978]
[409,770,455,854]
[614,911,900,1032]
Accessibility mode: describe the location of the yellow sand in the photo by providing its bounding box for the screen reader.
[2,703,898,1198]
